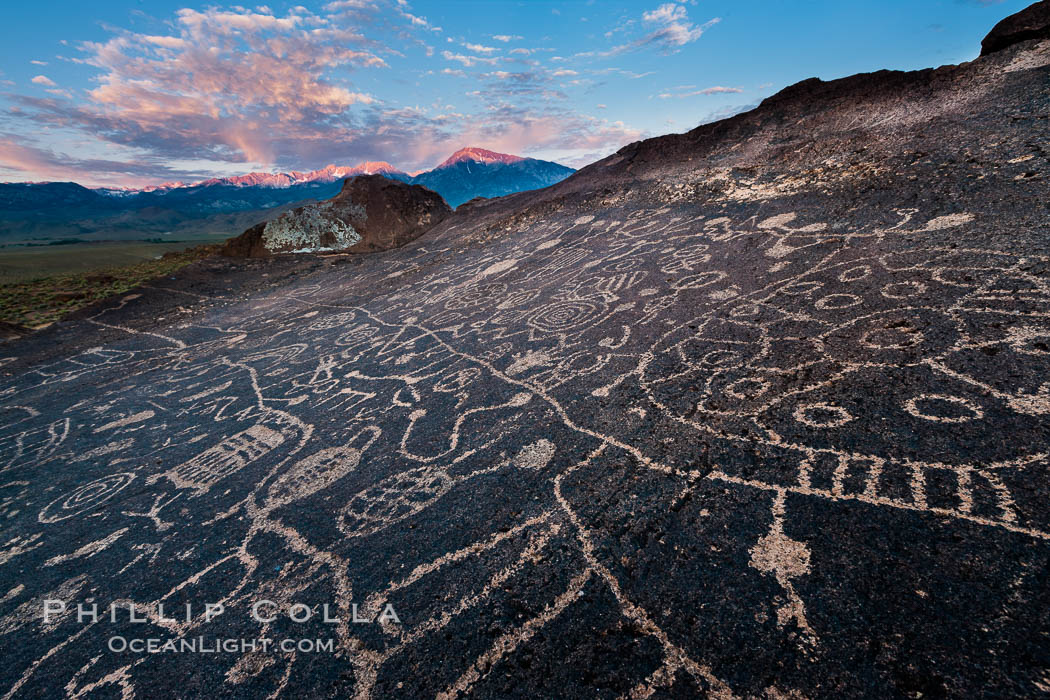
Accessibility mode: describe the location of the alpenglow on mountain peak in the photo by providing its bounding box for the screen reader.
[153,162,405,192]
[112,149,536,194]
[437,147,526,168]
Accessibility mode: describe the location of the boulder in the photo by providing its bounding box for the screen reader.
[980,0,1050,55]
[221,175,451,258]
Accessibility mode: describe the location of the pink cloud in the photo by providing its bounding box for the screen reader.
[4,2,643,184]
[0,137,212,188]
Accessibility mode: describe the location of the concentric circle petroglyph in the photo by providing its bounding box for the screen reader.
[526,299,602,333]
[38,473,136,523]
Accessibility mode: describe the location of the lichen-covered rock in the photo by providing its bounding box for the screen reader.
[258,200,363,253]
[221,174,450,257]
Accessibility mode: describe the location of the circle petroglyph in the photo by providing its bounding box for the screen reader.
[815,293,863,310]
[39,473,136,523]
[336,323,379,346]
[701,349,742,368]
[838,265,873,282]
[526,300,601,333]
[861,325,925,349]
[903,395,984,423]
[726,377,771,400]
[793,403,855,428]
[882,281,928,299]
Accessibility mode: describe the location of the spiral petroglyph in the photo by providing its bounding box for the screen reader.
[38,473,136,523]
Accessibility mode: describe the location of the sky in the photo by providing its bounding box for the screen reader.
[0,0,1033,188]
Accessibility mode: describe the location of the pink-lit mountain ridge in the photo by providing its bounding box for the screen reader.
[134,162,405,193]
[111,148,543,195]
[0,147,575,240]
[436,147,524,168]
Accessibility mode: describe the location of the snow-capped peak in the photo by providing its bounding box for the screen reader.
[121,162,405,194]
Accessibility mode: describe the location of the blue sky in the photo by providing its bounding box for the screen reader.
[0,0,1031,187]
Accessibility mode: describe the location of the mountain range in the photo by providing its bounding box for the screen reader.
[0,147,574,243]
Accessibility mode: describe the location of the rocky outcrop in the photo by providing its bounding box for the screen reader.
[981,0,1050,55]
[220,174,451,257]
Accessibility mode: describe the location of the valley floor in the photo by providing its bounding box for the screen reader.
[0,239,228,284]
[0,244,219,328]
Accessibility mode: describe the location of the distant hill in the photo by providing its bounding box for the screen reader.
[0,148,574,242]
[0,182,116,213]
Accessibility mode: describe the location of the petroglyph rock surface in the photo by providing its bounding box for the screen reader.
[1,6,1050,699]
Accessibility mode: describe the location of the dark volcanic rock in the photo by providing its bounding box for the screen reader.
[0,320,29,342]
[981,0,1050,55]
[1,5,1050,700]
[220,174,451,257]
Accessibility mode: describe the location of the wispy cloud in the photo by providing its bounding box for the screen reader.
[31,75,57,87]
[640,3,720,50]
[393,0,441,32]
[442,50,499,67]
[0,135,216,186]
[657,86,742,98]
[582,2,718,58]
[463,42,498,54]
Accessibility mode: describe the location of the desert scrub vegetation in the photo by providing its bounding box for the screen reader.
[0,244,218,329]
